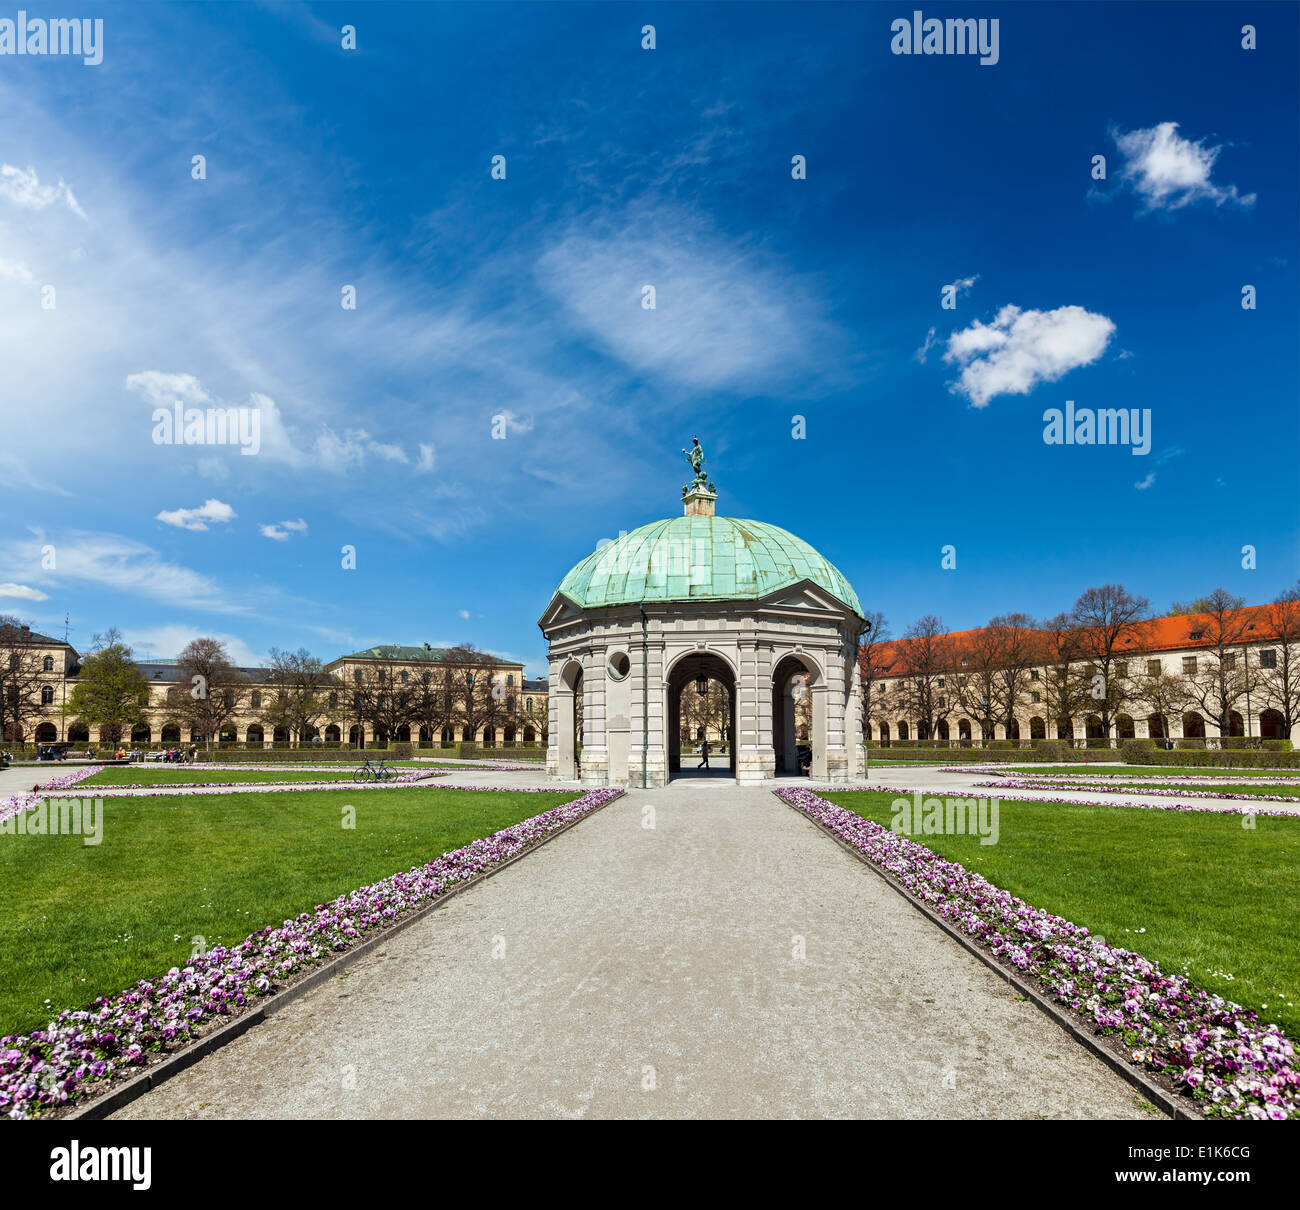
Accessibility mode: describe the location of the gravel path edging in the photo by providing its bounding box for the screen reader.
[773,789,1198,1122]
[65,787,623,1121]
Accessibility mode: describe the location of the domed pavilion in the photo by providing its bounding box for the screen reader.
[538,441,867,786]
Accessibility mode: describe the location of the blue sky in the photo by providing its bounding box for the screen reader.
[0,0,1296,673]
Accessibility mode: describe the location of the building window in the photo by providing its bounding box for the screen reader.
[400,671,409,684]
[1182,656,1198,676]
[1031,691,1041,704]
[1115,661,1129,677]
[1189,630,1204,641]
[329,692,339,708]
[354,670,362,683]
[251,690,261,709]
[1147,659,1161,676]
[507,674,514,686]
[1030,669,1040,681]
[937,696,946,708]
[937,677,945,688]
[42,655,54,672]
[41,685,54,705]
[1260,649,1278,669]
[1223,653,1237,670]
[526,698,533,710]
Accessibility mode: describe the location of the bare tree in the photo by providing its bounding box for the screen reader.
[263,647,331,743]
[1259,583,1300,736]
[168,637,251,747]
[1040,611,1090,741]
[0,616,50,743]
[856,610,891,741]
[351,655,416,743]
[1177,588,1257,740]
[892,615,954,741]
[1127,670,1185,745]
[1070,584,1151,740]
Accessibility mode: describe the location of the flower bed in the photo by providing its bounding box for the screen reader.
[0,765,105,826]
[0,785,621,1120]
[77,769,448,796]
[972,777,1300,806]
[963,780,1299,817]
[776,786,1298,1120]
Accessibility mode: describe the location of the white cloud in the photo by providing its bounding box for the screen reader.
[260,519,308,541]
[155,498,236,531]
[943,304,1116,406]
[0,582,49,601]
[0,163,86,218]
[1113,122,1255,212]
[0,257,35,285]
[914,325,938,364]
[945,274,978,297]
[458,609,470,620]
[1135,473,1156,491]
[416,442,436,472]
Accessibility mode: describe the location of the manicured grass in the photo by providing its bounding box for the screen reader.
[824,789,1300,1039]
[1005,765,1300,779]
[0,786,578,1038]
[79,766,469,786]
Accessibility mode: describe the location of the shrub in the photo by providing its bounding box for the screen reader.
[1263,738,1294,752]
[1034,740,1065,763]
[1120,738,1155,765]
[1176,738,1207,750]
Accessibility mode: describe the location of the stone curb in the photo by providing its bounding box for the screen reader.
[774,790,1201,1122]
[65,789,623,1121]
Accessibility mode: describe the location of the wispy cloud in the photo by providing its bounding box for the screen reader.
[0,163,86,218]
[1135,472,1156,491]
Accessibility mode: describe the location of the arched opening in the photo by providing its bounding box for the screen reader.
[131,723,151,744]
[669,650,737,780]
[441,727,454,746]
[461,726,474,742]
[1085,714,1104,740]
[35,722,58,743]
[1182,712,1206,739]
[218,723,237,746]
[324,724,341,743]
[246,724,264,745]
[524,725,536,743]
[349,724,365,748]
[504,724,516,745]
[419,725,433,746]
[161,723,181,744]
[1227,711,1245,737]
[898,720,910,742]
[878,721,891,744]
[1260,708,1286,740]
[483,726,496,748]
[1116,714,1135,740]
[273,726,290,745]
[936,719,950,743]
[958,718,972,744]
[68,722,89,744]
[555,660,583,779]
[396,724,411,743]
[1029,716,1046,740]
[1009,718,1021,742]
[1148,713,1168,740]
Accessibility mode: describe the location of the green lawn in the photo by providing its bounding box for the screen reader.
[0,786,578,1038]
[79,766,481,786]
[824,790,1300,1039]
[1005,765,1300,779]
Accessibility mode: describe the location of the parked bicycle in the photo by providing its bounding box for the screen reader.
[353,757,396,782]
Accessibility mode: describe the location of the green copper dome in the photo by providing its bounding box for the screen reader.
[555,516,863,617]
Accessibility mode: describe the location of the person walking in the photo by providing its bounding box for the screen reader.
[699,737,711,769]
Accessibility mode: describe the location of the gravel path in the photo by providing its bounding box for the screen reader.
[112,782,1152,1120]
